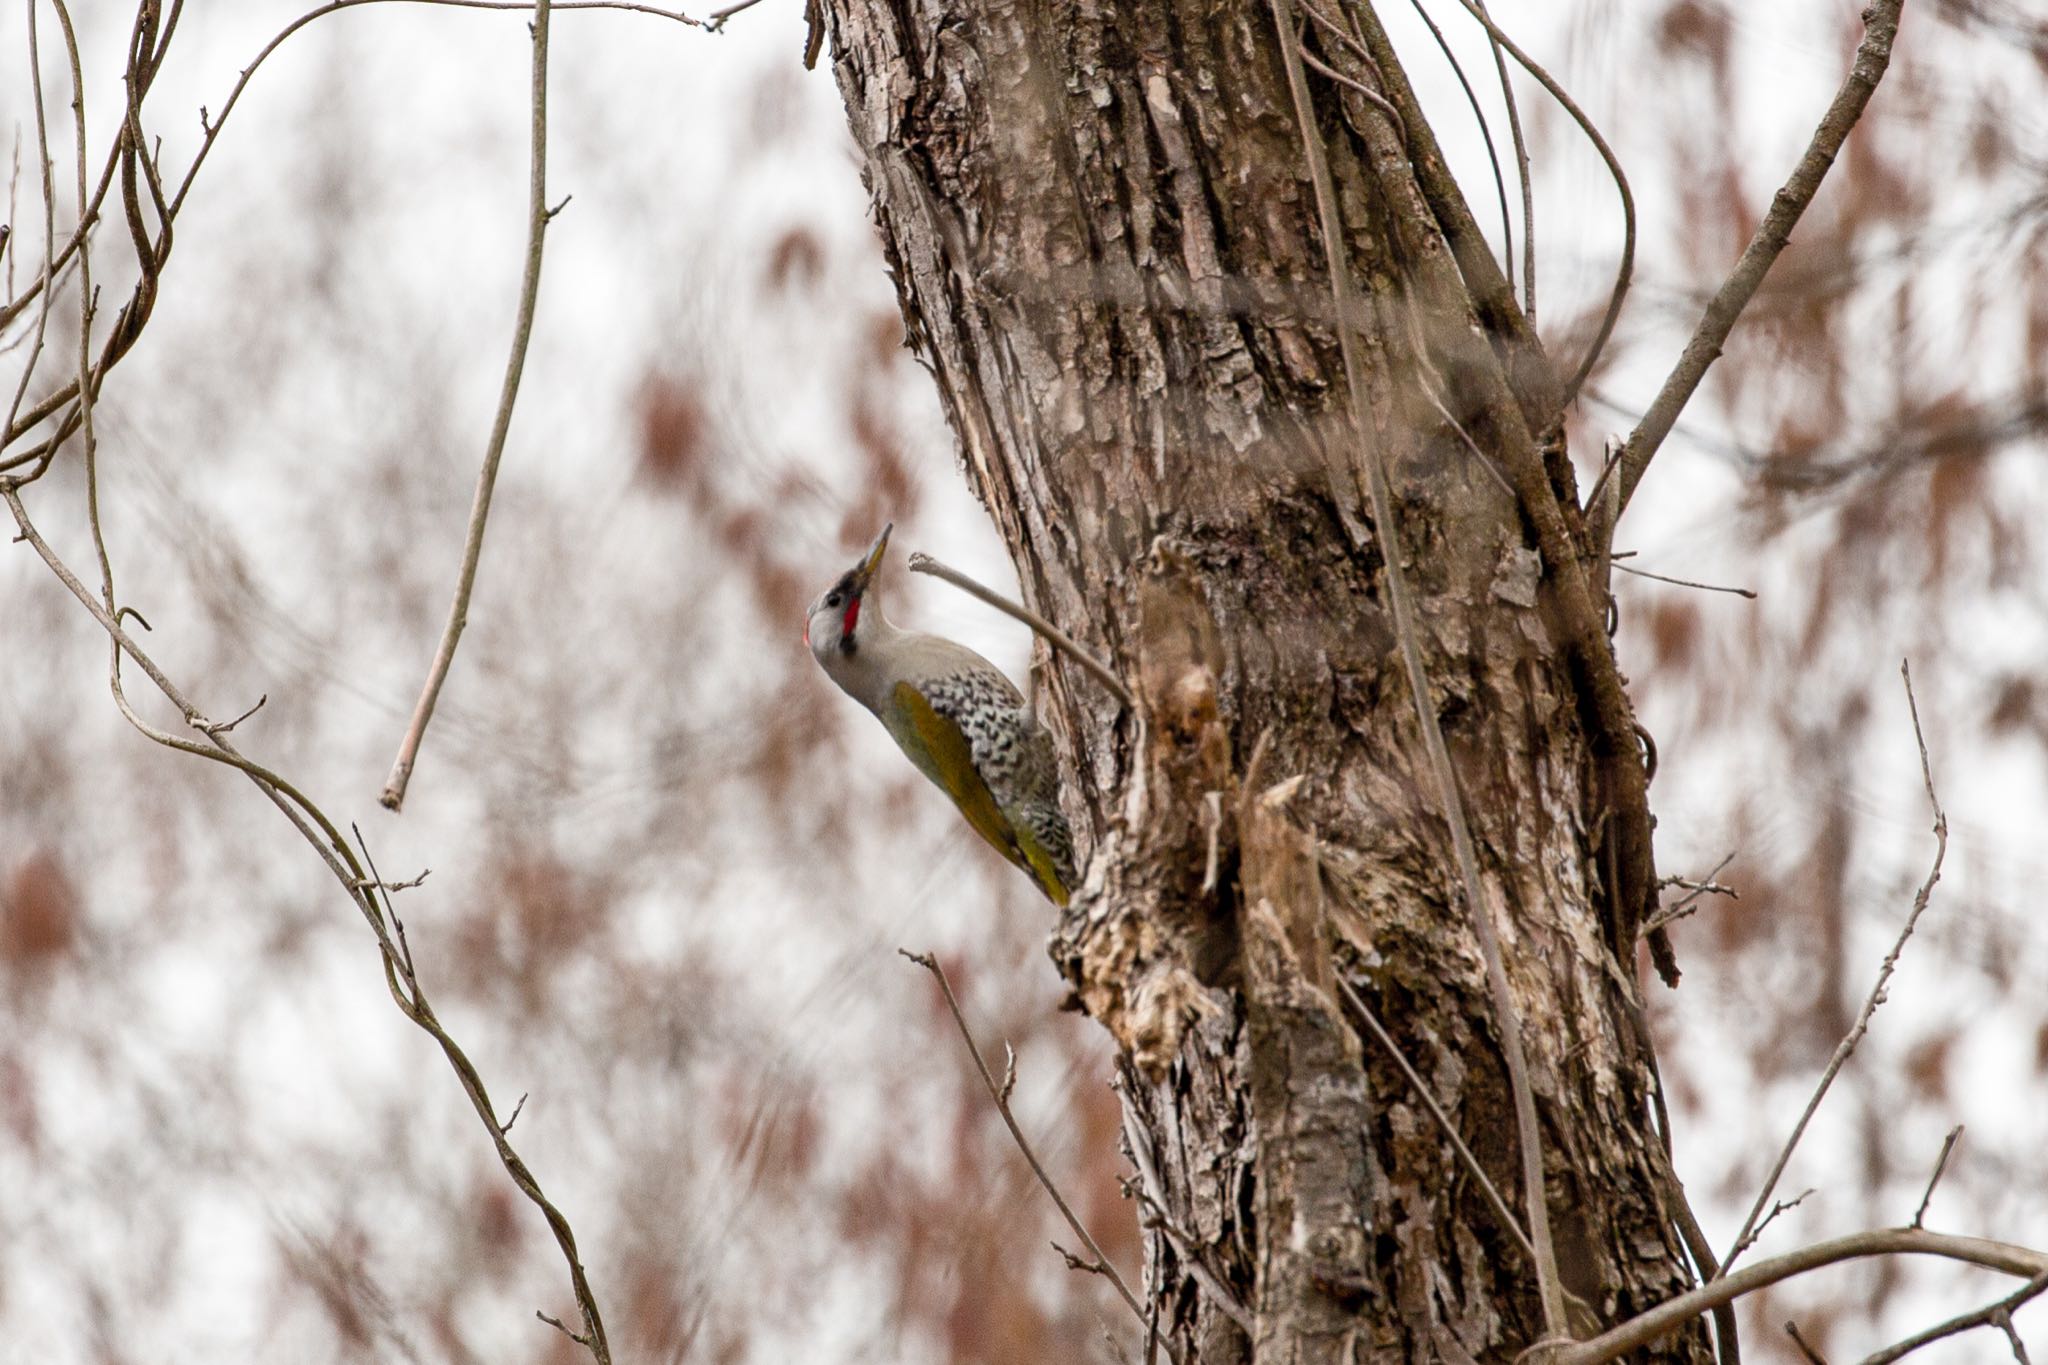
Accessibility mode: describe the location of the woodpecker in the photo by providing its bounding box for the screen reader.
[805,524,1075,905]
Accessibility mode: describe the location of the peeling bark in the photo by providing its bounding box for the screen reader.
[819,0,1707,1358]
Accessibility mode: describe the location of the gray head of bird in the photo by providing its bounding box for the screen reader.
[804,522,893,667]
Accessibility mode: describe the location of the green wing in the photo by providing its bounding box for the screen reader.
[891,681,1069,905]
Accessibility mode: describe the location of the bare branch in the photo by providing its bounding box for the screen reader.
[1399,0,1515,304]
[1860,1270,2048,1365]
[4,490,614,1363]
[1268,0,1566,1335]
[906,550,1134,709]
[382,0,559,810]
[1468,0,1533,323]
[1786,1320,1833,1364]
[1550,1229,2048,1365]
[1449,0,1632,411]
[1726,1189,1814,1267]
[1719,660,1947,1274]
[1617,0,1904,520]
[1641,851,1740,939]
[899,950,1147,1328]
[1909,1125,1964,1231]
[1612,560,1757,599]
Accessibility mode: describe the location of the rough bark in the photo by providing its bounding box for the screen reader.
[818,1,1707,1359]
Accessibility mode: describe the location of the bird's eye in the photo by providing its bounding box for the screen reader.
[825,591,843,608]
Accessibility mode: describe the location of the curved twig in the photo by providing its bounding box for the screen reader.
[1549,1230,2048,1365]
[1862,1269,2048,1365]
[1449,0,1633,413]
[3,0,700,459]
[5,479,614,1364]
[1401,0,1516,304]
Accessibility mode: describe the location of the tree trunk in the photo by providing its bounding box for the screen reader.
[818,1,1708,1359]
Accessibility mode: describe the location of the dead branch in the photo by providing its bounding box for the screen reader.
[1616,0,1905,520]
[1549,1229,2048,1365]
[1718,661,1946,1274]
[907,549,1134,708]
[1860,1269,2048,1365]
[382,0,559,810]
[899,950,1151,1334]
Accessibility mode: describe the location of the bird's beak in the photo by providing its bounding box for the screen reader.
[851,522,892,591]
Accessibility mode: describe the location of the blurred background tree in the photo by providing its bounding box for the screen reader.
[2,1,2045,1360]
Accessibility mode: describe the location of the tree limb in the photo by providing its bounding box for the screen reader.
[1860,1269,2048,1365]
[382,0,558,810]
[1549,1230,2048,1365]
[1615,0,1905,521]
[1720,659,1945,1274]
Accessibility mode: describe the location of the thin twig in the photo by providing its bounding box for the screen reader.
[1786,1320,1833,1364]
[1550,1229,2048,1365]
[1421,385,1519,500]
[1612,561,1757,599]
[1449,0,1631,411]
[1909,1125,1963,1230]
[1296,43,1406,145]
[1718,659,1946,1275]
[1401,0,1515,305]
[3,0,701,466]
[2,0,59,462]
[705,0,762,25]
[1293,2,1406,143]
[899,950,1147,1327]
[1726,1190,1814,1267]
[1998,1309,2035,1365]
[382,0,558,811]
[906,551,1134,709]
[1267,0,1566,1337]
[537,1310,593,1347]
[1617,0,1904,520]
[1338,979,1536,1262]
[4,486,613,1363]
[1861,1270,2048,1365]
[1640,851,1738,940]
[1469,0,1533,323]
